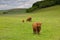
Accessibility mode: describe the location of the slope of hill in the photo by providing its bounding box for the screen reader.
[0,8,26,15]
[7,8,26,14]
[33,5,60,13]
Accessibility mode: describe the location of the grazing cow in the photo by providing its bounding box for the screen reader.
[32,22,42,34]
[26,16,32,22]
[22,19,24,22]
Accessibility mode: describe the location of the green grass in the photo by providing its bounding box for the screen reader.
[0,5,60,40]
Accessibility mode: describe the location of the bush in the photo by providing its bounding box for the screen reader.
[3,12,8,14]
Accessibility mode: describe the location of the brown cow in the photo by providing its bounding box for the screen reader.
[22,19,24,22]
[32,22,42,34]
[26,16,32,22]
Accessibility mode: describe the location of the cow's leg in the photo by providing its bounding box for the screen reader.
[37,27,41,34]
[33,28,36,34]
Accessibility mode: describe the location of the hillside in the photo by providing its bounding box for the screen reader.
[0,5,60,15]
[33,5,60,13]
[0,8,26,15]
[26,0,60,12]
[7,8,26,14]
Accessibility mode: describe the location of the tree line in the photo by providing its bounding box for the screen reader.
[26,0,60,13]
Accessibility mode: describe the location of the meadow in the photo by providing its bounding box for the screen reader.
[0,5,60,40]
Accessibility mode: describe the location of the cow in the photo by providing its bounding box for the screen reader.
[26,16,32,22]
[22,19,24,22]
[32,22,42,34]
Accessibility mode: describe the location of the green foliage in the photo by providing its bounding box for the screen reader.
[0,10,8,15]
[45,0,60,4]
[26,6,37,13]
[3,12,8,14]
[26,0,60,13]
[56,0,60,4]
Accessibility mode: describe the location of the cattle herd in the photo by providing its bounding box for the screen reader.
[22,16,42,34]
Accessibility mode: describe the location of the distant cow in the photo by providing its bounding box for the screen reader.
[32,22,42,34]
[26,16,32,22]
[22,19,24,22]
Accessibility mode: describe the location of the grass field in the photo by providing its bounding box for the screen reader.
[0,5,60,40]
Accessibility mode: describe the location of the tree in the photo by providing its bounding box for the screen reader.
[26,0,60,13]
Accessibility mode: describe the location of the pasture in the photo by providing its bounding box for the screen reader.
[0,5,60,40]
